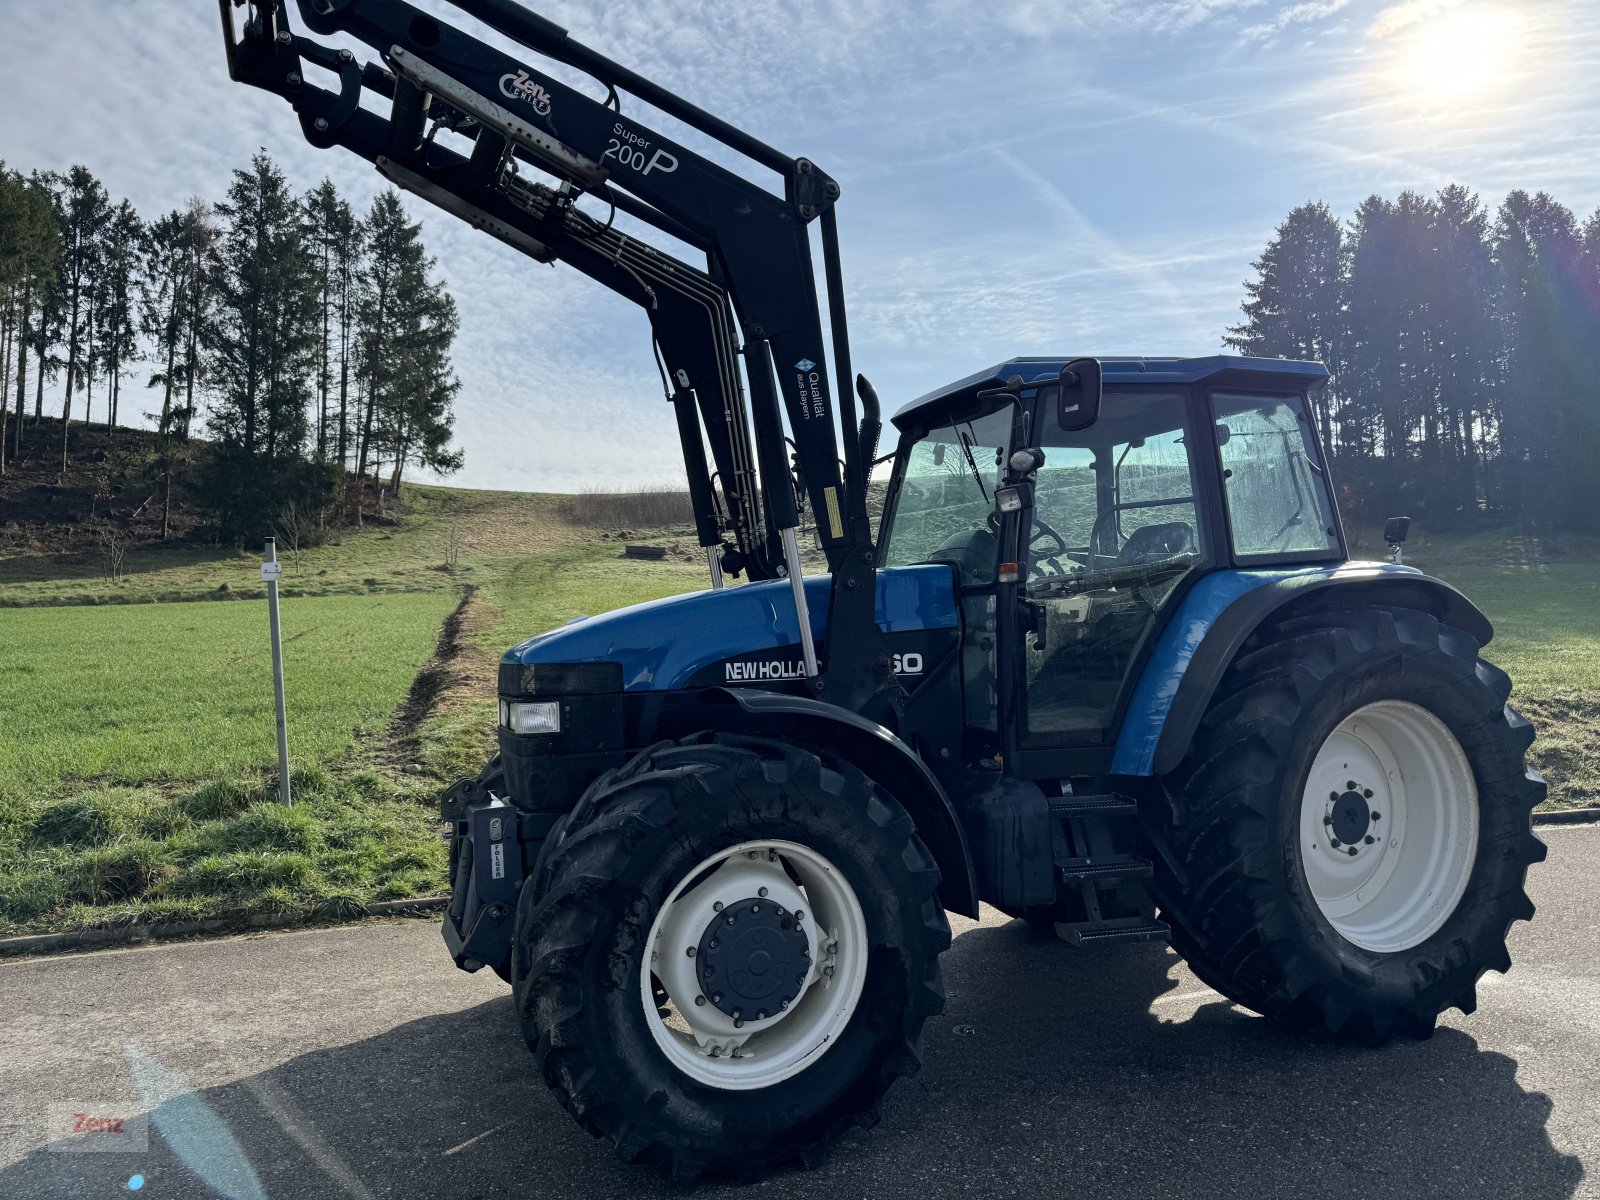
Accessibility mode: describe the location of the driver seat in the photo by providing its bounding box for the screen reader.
[1116,521,1195,565]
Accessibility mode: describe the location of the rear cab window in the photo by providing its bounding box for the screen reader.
[1209,391,1340,561]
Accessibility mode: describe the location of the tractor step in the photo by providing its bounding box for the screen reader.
[1048,793,1139,818]
[1056,854,1153,884]
[1057,916,1171,948]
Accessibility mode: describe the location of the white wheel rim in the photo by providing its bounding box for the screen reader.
[1300,700,1479,953]
[642,838,868,1091]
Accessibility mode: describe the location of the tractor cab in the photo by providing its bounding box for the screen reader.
[880,356,1342,755]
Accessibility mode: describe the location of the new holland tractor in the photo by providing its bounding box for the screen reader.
[221,0,1547,1179]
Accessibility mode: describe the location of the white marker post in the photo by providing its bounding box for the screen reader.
[262,537,291,806]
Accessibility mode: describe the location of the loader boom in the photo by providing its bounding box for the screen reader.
[219,0,895,710]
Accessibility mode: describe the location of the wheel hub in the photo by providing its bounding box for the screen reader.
[1328,787,1376,848]
[644,839,868,1090]
[697,897,810,1020]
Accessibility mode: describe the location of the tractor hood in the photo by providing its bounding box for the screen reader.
[501,564,959,693]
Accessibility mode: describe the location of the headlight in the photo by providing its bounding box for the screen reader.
[501,699,561,734]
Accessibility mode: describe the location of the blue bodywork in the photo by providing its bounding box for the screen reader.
[503,563,959,692]
[1109,560,1430,775]
[505,557,1438,777]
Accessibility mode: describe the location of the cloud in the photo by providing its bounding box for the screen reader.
[1242,0,1353,42]
[1368,0,1465,39]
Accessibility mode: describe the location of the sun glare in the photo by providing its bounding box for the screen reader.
[1394,6,1523,109]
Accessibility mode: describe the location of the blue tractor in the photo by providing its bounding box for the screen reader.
[223,0,1546,1180]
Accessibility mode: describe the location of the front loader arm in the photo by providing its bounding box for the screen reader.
[219,0,897,712]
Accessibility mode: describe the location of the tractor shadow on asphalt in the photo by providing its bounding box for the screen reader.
[4,916,1586,1200]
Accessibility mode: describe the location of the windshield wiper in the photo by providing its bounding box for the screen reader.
[958,426,990,502]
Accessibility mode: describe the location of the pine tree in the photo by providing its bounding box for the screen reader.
[141,200,219,538]
[1423,185,1499,519]
[1494,192,1596,530]
[203,153,325,537]
[1225,202,1344,447]
[303,179,358,466]
[94,199,142,437]
[53,165,111,477]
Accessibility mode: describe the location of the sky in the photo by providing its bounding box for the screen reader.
[4,0,1598,492]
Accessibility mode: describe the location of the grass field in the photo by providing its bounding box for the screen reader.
[1399,533,1600,809]
[0,592,455,795]
[0,486,584,607]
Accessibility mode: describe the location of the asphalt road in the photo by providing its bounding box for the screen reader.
[4,825,1597,1200]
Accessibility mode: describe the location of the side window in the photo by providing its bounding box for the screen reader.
[1211,392,1340,559]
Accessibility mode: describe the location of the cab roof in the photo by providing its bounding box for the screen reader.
[891,355,1329,431]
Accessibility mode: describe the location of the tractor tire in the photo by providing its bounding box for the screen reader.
[1146,605,1546,1042]
[512,733,950,1180]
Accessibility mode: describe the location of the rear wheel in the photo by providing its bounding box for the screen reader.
[1146,606,1546,1041]
[513,734,949,1179]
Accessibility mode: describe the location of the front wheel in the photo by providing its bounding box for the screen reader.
[513,734,950,1179]
[1147,606,1547,1042]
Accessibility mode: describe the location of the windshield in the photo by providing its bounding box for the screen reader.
[880,403,1013,584]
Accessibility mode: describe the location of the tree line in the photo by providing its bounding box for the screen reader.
[1227,186,1600,533]
[0,152,461,539]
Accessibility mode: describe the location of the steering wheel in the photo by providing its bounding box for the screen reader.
[986,510,1069,556]
[987,510,1072,573]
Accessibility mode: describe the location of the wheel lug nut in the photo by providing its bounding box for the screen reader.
[756,1010,767,1020]
[1346,780,1357,790]
[709,939,720,951]
[712,993,722,1004]
[703,966,712,978]
[1330,838,1342,849]
[1347,846,1359,857]
[781,998,790,1009]
[794,909,804,921]
[1364,836,1376,845]
[823,965,835,977]
[726,915,736,925]
[1363,788,1374,798]
[732,1008,741,1020]
[713,901,723,912]
[1371,811,1382,821]
[686,947,696,957]
[695,995,706,1006]
[751,904,760,914]
[758,886,769,897]
[797,973,807,985]
[748,851,759,860]
[827,941,838,955]
[1323,815,1333,826]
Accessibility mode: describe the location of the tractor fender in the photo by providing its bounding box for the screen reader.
[699,687,980,918]
[1114,565,1494,778]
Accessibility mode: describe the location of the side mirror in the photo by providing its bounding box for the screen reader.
[1383,516,1411,545]
[1056,358,1101,431]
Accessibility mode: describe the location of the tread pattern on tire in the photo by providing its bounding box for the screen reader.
[1143,605,1547,1042]
[514,733,950,1180]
